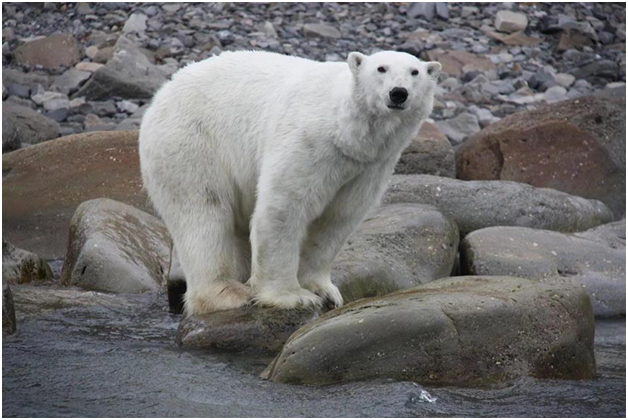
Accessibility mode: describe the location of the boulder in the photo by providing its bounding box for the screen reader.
[333,203,459,303]
[395,121,455,177]
[176,307,320,354]
[495,11,529,33]
[456,97,626,218]
[2,281,16,336]
[50,68,91,95]
[424,49,496,77]
[383,175,613,236]
[263,276,595,386]
[435,112,481,145]
[73,47,167,100]
[2,103,60,152]
[2,130,148,259]
[1,69,49,90]
[2,238,52,284]
[60,198,171,294]
[461,223,626,318]
[14,33,81,69]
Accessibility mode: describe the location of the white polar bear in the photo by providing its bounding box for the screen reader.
[139,50,440,316]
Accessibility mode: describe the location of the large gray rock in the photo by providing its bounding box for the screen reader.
[333,203,459,303]
[395,121,455,177]
[383,175,613,235]
[176,307,320,354]
[2,103,60,152]
[263,276,595,386]
[2,281,16,336]
[73,46,167,100]
[60,198,171,294]
[2,238,53,284]
[461,223,626,318]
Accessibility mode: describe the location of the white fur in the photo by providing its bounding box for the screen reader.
[139,50,440,315]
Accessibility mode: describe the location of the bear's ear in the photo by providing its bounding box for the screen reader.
[426,62,442,79]
[348,52,366,77]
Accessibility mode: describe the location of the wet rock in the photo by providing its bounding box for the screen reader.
[2,103,60,152]
[424,49,496,77]
[60,198,170,294]
[303,23,341,39]
[461,223,626,318]
[456,96,626,218]
[2,130,148,259]
[2,281,16,336]
[263,276,595,386]
[177,307,320,354]
[495,11,529,33]
[2,238,52,285]
[395,121,455,177]
[383,175,613,236]
[73,47,167,100]
[436,112,481,145]
[51,68,91,95]
[14,33,81,69]
[333,203,459,303]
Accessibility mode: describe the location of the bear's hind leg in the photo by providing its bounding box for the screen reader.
[172,206,252,316]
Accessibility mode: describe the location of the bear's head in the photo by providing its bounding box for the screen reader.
[347,51,441,116]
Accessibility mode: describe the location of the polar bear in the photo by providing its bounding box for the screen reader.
[139,50,440,316]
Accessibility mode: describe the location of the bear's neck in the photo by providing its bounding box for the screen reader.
[332,86,418,164]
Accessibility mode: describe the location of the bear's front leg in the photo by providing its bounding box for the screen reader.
[298,160,394,307]
[248,157,344,309]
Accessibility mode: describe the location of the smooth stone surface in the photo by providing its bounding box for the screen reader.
[177,307,320,354]
[264,276,595,386]
[383,175,613,236]
[2,103,60,152]
[333,203,459,303]
[461,223,626,318]
[2,281,16,336]
[2,238,53,285]
[14,33,81,69]
[2,130,148,259]
[495,11,528,33]
[60,198,171,294]
[50,68,91,94]
[456,96,626,218]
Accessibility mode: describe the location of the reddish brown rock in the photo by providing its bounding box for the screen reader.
[423,49,496,77]
[456,97,626,218]
[2,130,149,259]
[14,33,81,69]
[395,121,455,177]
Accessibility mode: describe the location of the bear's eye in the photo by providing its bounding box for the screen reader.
[377,66,386,73]
[411,69,419,76]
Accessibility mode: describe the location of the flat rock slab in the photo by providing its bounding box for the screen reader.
[333,203,458,303]
[456,97,626,218]
[2,238,52,284]
[2,130,148,259]
[60,198,170,294]
[383,175,613,236]
[263,276,595,386]
[176,307,320,354]
[14,33,81,69]
[395,121,455,177]
[461,223,626,318]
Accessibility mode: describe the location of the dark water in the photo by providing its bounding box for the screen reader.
[3,285,626,417]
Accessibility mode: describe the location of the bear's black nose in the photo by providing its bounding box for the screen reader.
[389,87,408,105]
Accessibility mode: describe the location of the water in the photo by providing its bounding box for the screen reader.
[3,285,625,417]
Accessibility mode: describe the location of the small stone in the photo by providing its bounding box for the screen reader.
[75,62,105,72]
[2,238,53,284]
[555,73,576,88]
[495,10,529,33]
[84,113,104,129]
[85,45,99,59]
[51,69,91,95]
[544,85,568,103]
[117,100,139,114]
[435,112,481,145]
[122,12,147,34]
[303,23,341,39]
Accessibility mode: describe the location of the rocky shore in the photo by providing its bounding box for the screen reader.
[2,2,626,413]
